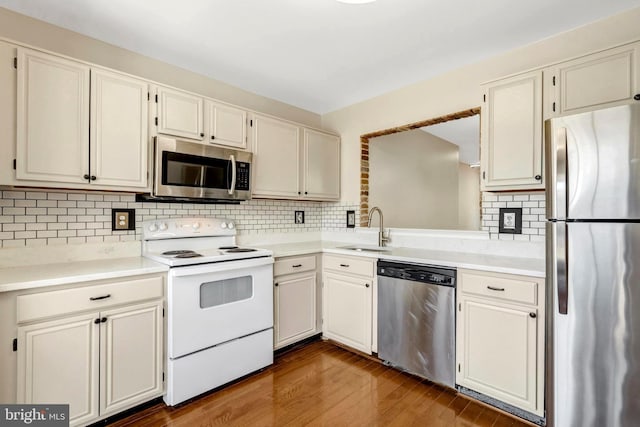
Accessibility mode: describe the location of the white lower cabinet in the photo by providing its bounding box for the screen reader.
[456,269,544,417]
[322,254,375,354]
[274,255,319,349]
[16,275,164,427]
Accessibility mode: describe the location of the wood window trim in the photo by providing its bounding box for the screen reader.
[359,107,480,226]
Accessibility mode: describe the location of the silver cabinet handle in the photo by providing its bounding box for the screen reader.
[89,294,111,301]
[487,286,505,292]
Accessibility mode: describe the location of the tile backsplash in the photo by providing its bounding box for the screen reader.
[0,189,547,247]
[0,190,364,248]
[481,191,546,242]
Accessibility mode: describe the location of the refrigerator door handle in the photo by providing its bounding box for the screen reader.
[556,222,569,314]
[555,127,568,220]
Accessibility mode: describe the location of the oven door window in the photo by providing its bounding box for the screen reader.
[200,276,253,308]
[163,151,230,190]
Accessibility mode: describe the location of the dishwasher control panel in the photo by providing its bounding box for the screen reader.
[377,260,456,287]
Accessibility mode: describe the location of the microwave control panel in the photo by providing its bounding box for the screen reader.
[236,162,250,191]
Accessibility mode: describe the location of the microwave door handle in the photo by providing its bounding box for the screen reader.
[228,154,236,195]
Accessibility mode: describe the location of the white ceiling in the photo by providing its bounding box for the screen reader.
[421,115,479,165]
[1,0,639,114]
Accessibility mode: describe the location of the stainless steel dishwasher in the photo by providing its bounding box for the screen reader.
[377,260,456,388]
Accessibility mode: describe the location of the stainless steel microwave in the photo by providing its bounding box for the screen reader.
[152,136,252,202]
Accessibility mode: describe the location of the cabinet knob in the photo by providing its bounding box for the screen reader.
[634,94,640,101]
[83,174,90,180]
[94,318,101,324]
[529,312,537,318]
[274,283,279,287]
[365,283,370,288]
[200,133,205,137]
[90,175,97,181]
[211,135,215,140]
[535,175,542,181]
[298,191,301,195]
[304,191,308,195]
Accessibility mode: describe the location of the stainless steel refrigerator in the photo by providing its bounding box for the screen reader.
[546,103,640,427]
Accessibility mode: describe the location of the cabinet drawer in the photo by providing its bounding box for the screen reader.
[459,270,538,305]
[274,255,316,276]
[324,254,375,277]
[17,275,163,324]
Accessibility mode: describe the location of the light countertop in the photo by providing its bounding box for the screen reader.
[261,241,545,277]
[0,257,168,293]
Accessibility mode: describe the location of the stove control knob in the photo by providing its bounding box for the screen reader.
[220,222,228,229]
[192,222,200,230]
[148,223,158,232]
[159,222,168,231]
[228,222,235,229]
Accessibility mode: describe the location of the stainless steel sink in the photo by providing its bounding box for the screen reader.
[339,245,391,252]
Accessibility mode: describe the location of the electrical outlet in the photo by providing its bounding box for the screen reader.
[294,211,305,224]
[112,209,135,231]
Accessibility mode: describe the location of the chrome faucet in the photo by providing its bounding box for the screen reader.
[367,206,389,247]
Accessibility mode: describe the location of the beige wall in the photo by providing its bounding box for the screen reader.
[0,7,320,127]
[323,7,640,203]
[458,164,481,230]
[369,130,459,229]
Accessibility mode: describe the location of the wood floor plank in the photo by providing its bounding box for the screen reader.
[108,341,533,427]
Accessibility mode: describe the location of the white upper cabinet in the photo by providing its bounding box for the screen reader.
[481,70,543,191]
[251,114,341,201]
[16,48,90,184]
[156,86,248,149]
[545,42,640,118]
[157,86,204,140]
[90,69,148,188]
[206,100,247,149]
[303,129,340,200]
[251,114,301,198]
[15,47,149,190]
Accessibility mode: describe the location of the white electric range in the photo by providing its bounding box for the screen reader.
[142,217,274,406]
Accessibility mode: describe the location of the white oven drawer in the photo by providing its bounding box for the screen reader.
[167,257,274,359]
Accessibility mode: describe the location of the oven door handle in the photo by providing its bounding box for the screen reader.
[168,256,273,277]
[228,154,236,195]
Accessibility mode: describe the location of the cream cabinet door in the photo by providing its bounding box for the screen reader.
[251,114,301,198]
[157,86,204,140]
[303,129,340,200]
[16,48,90,184]
[17,312,100,427]
[99,301,163,417]
[90,69,149,188]
[274,272,317,349]
[481,70,543,191]
[546,42,640,118]
[457,296,538,414]
[322,272,372,354]
[206,100,247,149]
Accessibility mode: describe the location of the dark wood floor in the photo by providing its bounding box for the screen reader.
[109,340,532,427]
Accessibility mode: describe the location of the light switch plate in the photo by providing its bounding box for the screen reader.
[112,208,135,231]
[294,211,305,224]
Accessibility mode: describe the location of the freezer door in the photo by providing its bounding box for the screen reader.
[547,104,640,220]
[551,222,640,427]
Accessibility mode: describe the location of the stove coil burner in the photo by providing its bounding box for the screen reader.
[218,246,239,250]
[162,250,196,256]
[174,253,203,258]
[226,248,257,253]
[163,250,203,258]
